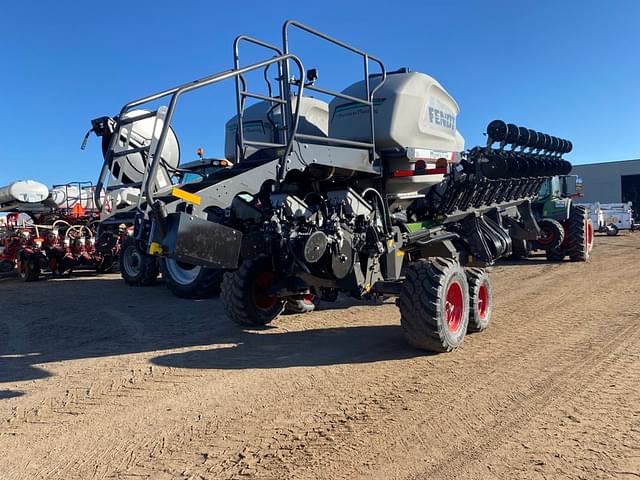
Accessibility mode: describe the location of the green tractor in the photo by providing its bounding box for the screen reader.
[512,175,593,261]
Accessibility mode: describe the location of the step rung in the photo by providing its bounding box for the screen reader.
[111,146,149,158]
[118,110,159,125]
[106,182,142,191]
[240,91,286,104]
[243,140,287,148]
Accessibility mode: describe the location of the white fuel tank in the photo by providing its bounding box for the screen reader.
[0,180,50,205]
[329,70,464,153]
[224,96,329,161]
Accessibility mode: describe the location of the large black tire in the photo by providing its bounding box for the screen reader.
[221,255,285,326]
[17,253,40,282]
[465,268,493,333]
[606,224,619,236]
[533,218,565,251]
[97,253,116,274]
[398,257,469,352]
[566,205,592,262]
[119,236,159,286]
[162,258,223,299]
[546,248,566,261]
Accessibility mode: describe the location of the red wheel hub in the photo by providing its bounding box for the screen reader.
[445,280,464,333]
[477,283,489,320]
[537,226,556,246]
[253,271,278,311]
[302,293,315,305]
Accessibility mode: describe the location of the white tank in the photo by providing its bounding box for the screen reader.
[110,109,180,191]
[50,185,104,211]
[330,70,465,199]
[0,180,50,205]
[224,96,329,161]
[329,70,464,153]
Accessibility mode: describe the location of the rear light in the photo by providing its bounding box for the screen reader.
[435,157,448,169]
[392,170,414,177]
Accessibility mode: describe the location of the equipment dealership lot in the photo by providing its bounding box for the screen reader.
[0,234,638,480]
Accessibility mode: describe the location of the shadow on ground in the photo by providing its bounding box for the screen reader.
[0,274,409,386]
[0,390,25,400]
[151,324,425,370]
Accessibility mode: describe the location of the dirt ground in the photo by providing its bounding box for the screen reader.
[0,234,639,480]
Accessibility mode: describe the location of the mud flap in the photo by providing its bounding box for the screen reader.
[162,213,243,269]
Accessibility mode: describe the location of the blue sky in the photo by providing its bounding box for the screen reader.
[0,0,638,187]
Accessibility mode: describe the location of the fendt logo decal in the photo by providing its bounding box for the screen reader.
[426,98,456,132]
[427,107,455,130]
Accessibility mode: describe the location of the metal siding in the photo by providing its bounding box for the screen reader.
[571,159,640,203]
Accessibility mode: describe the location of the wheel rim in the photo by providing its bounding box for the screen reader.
[253,271,278,311]
[165,258,201,285]
[123,246,142,277]
[445,280,464,333]
[586,221,594,251]
[537,225,556,246]
[477,283,489,320]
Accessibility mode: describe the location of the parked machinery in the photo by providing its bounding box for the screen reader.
[84,117,233,298]
[577,202,638,236]
[91,20,575,351]
[0,180,116,281]
[508,173,593,261]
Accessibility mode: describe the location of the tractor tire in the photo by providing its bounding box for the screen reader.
[546,248,566,261]
[119,236,159,286]
[97,254,116,274]
[465,268,493,333]
[221,255,285,326]
[0,259,15,273]
[17,254,40,282]
[162,258,223,299]
[606,224,619,236]
[566,205,593,262]
[533,218,565,251]
[398,257,469,352]
[284,294,317,314]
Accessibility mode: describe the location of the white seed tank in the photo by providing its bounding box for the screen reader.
[329,70,465,198]
[50,185,104,212]
[0,180,50,205]
[329,70,464,152]
[224,96,329,161]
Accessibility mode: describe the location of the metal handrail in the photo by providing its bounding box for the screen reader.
[233,35,286,163]
[95,55,304,211]
[281,20,387,162]
[142,54,305,208]
[294,133,374,149]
